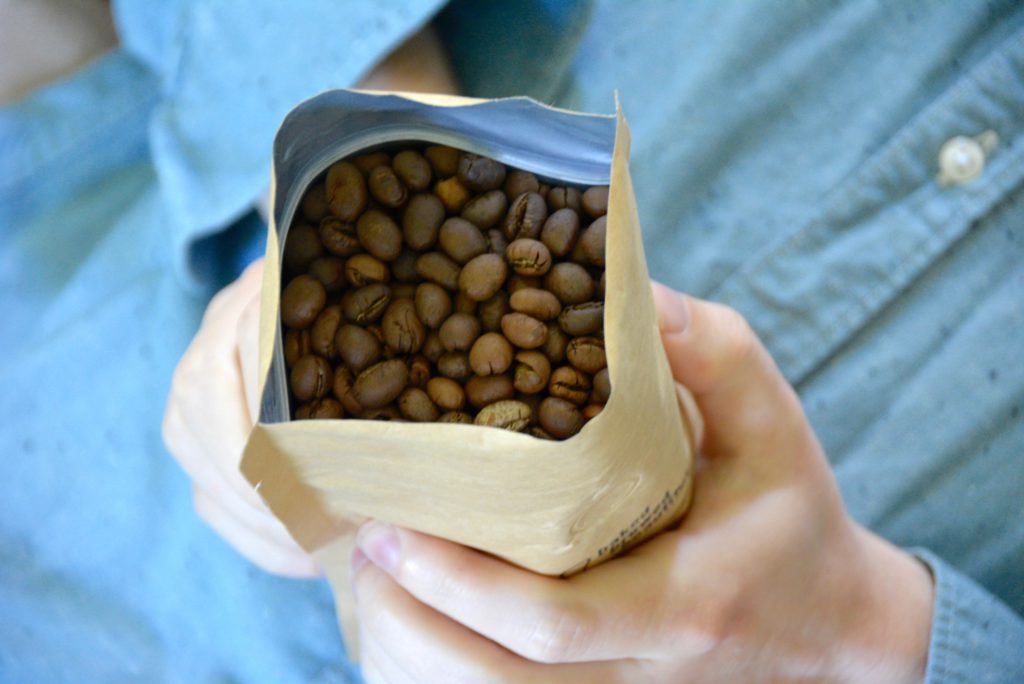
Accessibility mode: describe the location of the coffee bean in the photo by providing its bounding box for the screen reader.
[415,282,452,329]
[503,170,540,200]
[357,210,402,261]
[291,354,333,401]
[439,217,488,264]
[382,298,425,354]
[409,355,431,388]
[391,249,421,283]
[458,153,507,192]
[391,283,417,300]
[478,291,509,332]
[538,397,583,438]
[501,313,548,349]
[438,411,473,424]
[513,350,551,394]
[342,283,391,324]
[487,228,508,255]
[540,208,580,258]
[544,262,595,305]
[559,302,604,336]
[469,332,514,375]
[459,253,507,301]
[505,238,552,276]
[308,256,347,292]
[438,312,481,352]
[295,397,344,420]
[592,367,611,404]
[581,404,603,420]
[415,252,461,291]
[352,359,409,410]
[528,426,554,439]
[393,150,433,192]
[311,305,344,358]
[301,183,329,223]
[437,351,472,380]
[426,377,466,412]
[599,271,606,298]
[546,186,582,214]
[422,330,444,362]
[318,216,361,257]
[549,366,591,405]
[465,374,515,408]
[368,165,408,208]
[567,336,607,374]
[581,186,609,218]
[283,223,324,274]
[281,275,326,329]
[461,189,508,229]
[506,274,542,295]
[474,400,531,431]
[362,405,404,421]
[332,366,364,414]
[454,292,478,315]
[283,328,312,367]
[345,253,390,286]
[578,215,606,266]
[434,176,472,213]
[325,161,367,221]
[509,288,561,321]
[335,324,381,373]
[402,193,445,250]
[543,322,569,364]
[398,387,439,422]
[503,192,548,240]
[352,152,390,174]
[424,145,460,178]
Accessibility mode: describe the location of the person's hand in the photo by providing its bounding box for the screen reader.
[162,258,320,577]
[349,283,934,683]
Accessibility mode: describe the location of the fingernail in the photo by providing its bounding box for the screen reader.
[651,281,690,333]
[357,521,400,574]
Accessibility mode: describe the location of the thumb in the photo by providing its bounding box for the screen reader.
[651,281,810,460]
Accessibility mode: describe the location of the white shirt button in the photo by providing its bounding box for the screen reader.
[937,130,998,187]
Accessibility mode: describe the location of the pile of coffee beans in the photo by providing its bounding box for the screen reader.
[280,144,609,439]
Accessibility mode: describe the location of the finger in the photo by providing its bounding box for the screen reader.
[353,558,636,683]
[355,522,662,663]
[650,281,811,459]
[193,486,320,578]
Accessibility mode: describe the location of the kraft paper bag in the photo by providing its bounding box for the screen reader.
[240,90,695,655]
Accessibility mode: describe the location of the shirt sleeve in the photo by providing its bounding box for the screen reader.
[911,548,1024,683]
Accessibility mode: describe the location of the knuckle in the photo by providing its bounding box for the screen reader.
[522,600,593,664]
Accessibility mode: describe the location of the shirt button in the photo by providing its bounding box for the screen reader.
[937,130,998,187]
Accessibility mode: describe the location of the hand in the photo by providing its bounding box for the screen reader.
[162,258,320,577]
[350,283,934,683]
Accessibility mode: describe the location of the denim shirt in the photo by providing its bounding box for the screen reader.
[1,1,1021,682]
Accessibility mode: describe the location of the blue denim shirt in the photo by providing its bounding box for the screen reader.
[1,1,1021,682]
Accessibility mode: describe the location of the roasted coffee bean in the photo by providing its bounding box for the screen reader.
[567,336,607,374]
[501,313,548,349]
[544,262,595,305]
[538,397,583,438]
[438,312,480,352]
[357,209,402,261]
[506,238,552,276]
[283,328,312,368]
[540,208,580,258]
[352,152,390,174]
[461,189,508,229]
[311,305,344,358]
[465,374,515,408]
[509,288,561,321]
[546,186,582,214]
[424,145,460,178]
[549,366,591,405]
[469,333,514,375]
[402,193,445,250]
[352,359,409,410]
[579,215,607,266]
[415,282,452,329]
[517,391,543,416]
[325,161,367,221]
[457,153,506,192]
[343,283,391,324]
[503,192,547,240]
[422,330,444,362]
[439,217,488,264]
[437,351,472,380]
[582,404,603,420]
[382,298,425,354]
[503,170,540,200]
[318,216,361,256]
[434,176,472,213]
[528,426,554,439]
[308,256,347,292]
[391,249,421,283]
[426,377,466,412]
[409,355,430,388]
[332,366,364,414]
[335,324,381,373]
[438,411,473,424]
[478,291,509,332]
[281,275,326,329]
[459,253,507,301]
[295,397,344,420]
[581,186,609,218]
[474,400,531,431]
[506,274,542,295]
[393,150,432,192]
[362,405,404,421]
[391,283,417,300]
[543,322,569,364]
[454,292,478,315]
[559,301,604,336]
[398,387,439,422]
[513,350,551,394]
[592,367,611,404]
[368,165,407,208]
[537,182,551,198]
[291,354,333,401]
[283,222,324,274]
[415,252,461,290]
[301,183,329,223]
[345,253,390,286]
